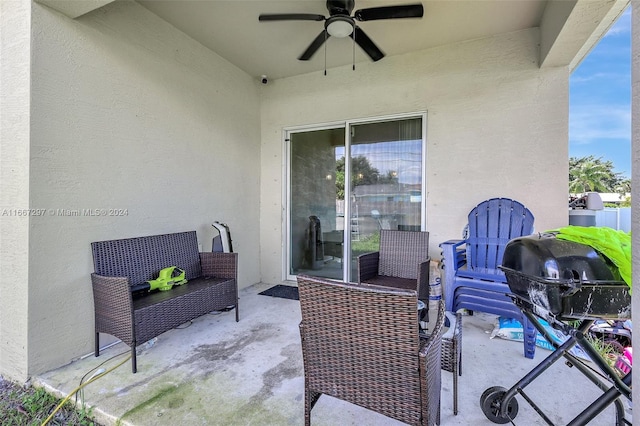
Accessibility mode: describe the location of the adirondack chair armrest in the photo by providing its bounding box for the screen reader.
[439,240,466,312]
[440,239,467,272]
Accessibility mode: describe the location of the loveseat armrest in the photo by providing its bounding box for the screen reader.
[91,273,134,346]
[357,251,380,283]
[200,252,238,280]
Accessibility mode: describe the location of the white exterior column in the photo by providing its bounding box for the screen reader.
[0,0,31,382]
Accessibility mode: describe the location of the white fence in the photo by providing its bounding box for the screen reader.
[595,208,631,232]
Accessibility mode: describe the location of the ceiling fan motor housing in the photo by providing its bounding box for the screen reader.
[326,16,355,38]
[327,0,355,16]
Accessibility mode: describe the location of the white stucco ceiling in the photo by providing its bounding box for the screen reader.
[38,0,629,80]
[136,0,548,79]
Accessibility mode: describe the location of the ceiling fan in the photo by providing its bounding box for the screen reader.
[259,0,424,62]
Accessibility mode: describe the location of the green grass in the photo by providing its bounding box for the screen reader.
[351,232,380,256]
[0,377,100,426]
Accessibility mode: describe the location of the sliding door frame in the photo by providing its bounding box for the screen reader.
[282,111,428,282]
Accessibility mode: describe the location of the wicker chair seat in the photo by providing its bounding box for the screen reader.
[361,274,417,291]
[357,229,431,302]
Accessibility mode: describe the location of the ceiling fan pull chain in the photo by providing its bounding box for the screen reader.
[324,30,328,76]
[352,27,356,70]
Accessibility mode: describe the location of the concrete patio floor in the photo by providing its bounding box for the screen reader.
[35,282,631,425]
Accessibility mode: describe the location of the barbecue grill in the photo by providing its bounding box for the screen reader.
[480,233,632,425]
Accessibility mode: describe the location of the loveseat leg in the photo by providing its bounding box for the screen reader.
[235,304,239,322]
[95,332,100,357]
[131,345,137,374]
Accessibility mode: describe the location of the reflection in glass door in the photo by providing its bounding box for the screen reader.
[288,128,346,280]
[348,118,423,279]
[287,115,424,282]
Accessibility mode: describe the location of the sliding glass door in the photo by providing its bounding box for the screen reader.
[288,127,346,280]
[348,118,423,278]
[286,114,425,282]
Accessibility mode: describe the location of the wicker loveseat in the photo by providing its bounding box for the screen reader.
[91,231,238,373]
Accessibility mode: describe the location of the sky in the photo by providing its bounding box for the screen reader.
[569,7,631,178]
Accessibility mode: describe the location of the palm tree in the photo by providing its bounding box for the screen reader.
[569,155,619,193]
[615,178,631,195]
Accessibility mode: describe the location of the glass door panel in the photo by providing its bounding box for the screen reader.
[286,115,424,282]
[348,118,423,279]
[288,128,345,280]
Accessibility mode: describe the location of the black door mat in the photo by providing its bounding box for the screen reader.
[258,285,299,301]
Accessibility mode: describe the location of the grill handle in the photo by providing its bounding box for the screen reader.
[559,271,584,297]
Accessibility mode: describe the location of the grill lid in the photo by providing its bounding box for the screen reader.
[501,233,616,282]
[500,233,629,320]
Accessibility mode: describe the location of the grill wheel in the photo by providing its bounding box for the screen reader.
[480,386,519,424]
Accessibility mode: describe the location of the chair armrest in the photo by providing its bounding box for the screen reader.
[440,239,466,266]
[440,239,465,247]
[420,301,445,355]
[416,257,431,302]
[439,240,466,311]
[443,311,460,340]
[200,252,238,280]
[418,300,445,426]
[357,251,379,283]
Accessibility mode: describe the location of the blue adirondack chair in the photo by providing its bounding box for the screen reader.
[440,198,537,359]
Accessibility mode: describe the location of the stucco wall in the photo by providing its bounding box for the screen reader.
[0,0,32,382]
[260,28,570,284]
[26,0,261,374]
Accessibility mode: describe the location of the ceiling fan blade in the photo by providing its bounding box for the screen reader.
[259,13,325,22]
[298,30,330,61]
[354,4,424,21]
[353,27,384,61]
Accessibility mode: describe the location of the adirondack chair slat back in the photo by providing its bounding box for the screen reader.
[467,198,534,274]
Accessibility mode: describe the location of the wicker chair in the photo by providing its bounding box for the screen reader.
[297,274,445,426]
[357,230,430,303]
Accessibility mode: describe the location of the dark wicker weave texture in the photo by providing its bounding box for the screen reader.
[298,275,444,426]
[91,232,238,373]
[357,230,431,302]
[92,231,202,285]
[441,312,462,415]
[378,230,430,279]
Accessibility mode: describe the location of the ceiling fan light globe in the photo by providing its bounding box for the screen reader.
[327,19,353,38]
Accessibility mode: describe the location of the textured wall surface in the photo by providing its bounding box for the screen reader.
[26,0,260,374]
[0,0,32,383]
[260,28,570,284]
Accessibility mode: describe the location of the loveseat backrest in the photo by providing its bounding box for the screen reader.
[91,231,202,286]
